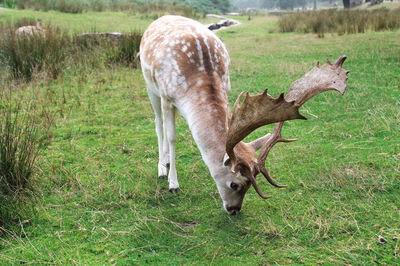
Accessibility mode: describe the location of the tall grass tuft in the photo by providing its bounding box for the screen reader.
[0,21,71,81]
[0,105,41,194]
[278,8,400,36]
[0,19,143,81]
[73,30,142,68]
[0,98,52,227]
[105,33,142,67]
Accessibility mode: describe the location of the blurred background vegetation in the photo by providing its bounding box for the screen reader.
[1,0,398,15]
[0,0,365,14]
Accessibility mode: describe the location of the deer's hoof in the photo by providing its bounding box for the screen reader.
[169,188,179,194]
[159,175,167,179]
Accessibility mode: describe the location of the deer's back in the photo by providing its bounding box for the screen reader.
[140,16,230,101]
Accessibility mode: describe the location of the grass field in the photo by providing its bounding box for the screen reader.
[0,9,399,264]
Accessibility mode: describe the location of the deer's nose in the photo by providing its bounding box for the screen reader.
[226,206,241,215]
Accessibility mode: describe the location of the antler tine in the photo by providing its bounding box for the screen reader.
[255,122,295,188]
[260,168,287,188]
[248,173,272,199]
[334,55,347,67]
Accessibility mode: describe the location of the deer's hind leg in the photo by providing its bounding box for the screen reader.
[161,98,179,192]
[147,91,169,179]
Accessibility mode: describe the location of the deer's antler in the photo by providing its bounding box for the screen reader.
[226,89,305,166]
[226,56,349,199]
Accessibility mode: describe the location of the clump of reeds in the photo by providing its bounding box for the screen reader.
[104,33,142,67]
[72,31,142,69]
[278,8,400,37]
[0,98,52,227]
[0,19,143,81]
[0,104,43,194]
[0,21,71,80]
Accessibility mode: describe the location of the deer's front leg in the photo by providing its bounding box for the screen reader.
[161,98,179,193]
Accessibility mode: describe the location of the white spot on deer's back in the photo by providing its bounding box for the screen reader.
[171,71,177,86]
[177,76,187,89]
[214,52,220,63]
[195,39,204,67]
[200,93,207,103]
[195,79,203,87]
[201,32,214,69]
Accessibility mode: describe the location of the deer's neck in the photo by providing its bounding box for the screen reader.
[177,81,229,176]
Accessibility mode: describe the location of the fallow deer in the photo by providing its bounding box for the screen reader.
[15,19,45,36]
[140,15,349,215]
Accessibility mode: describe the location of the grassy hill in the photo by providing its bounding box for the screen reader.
[0,9,399,264]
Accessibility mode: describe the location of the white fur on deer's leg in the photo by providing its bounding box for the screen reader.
[161,99,179,192]
[147,91,168,179]
[162,123,170,168]
[158,125,170,179]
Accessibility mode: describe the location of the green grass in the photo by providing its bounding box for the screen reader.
[0,10,399,264]
[0,9,153,32]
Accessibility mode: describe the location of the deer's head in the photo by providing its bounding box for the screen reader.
[218,56,349,215]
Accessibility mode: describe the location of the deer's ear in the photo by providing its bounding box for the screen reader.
[223,153,231,166]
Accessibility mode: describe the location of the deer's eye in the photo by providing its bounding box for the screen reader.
[230,182,239,190]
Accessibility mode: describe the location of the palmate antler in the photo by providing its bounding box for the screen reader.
[226,56,349,199]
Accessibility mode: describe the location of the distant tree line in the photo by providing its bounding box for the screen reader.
[231,0,334,10]
[11,0,231,14]
[184,0,231,13]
